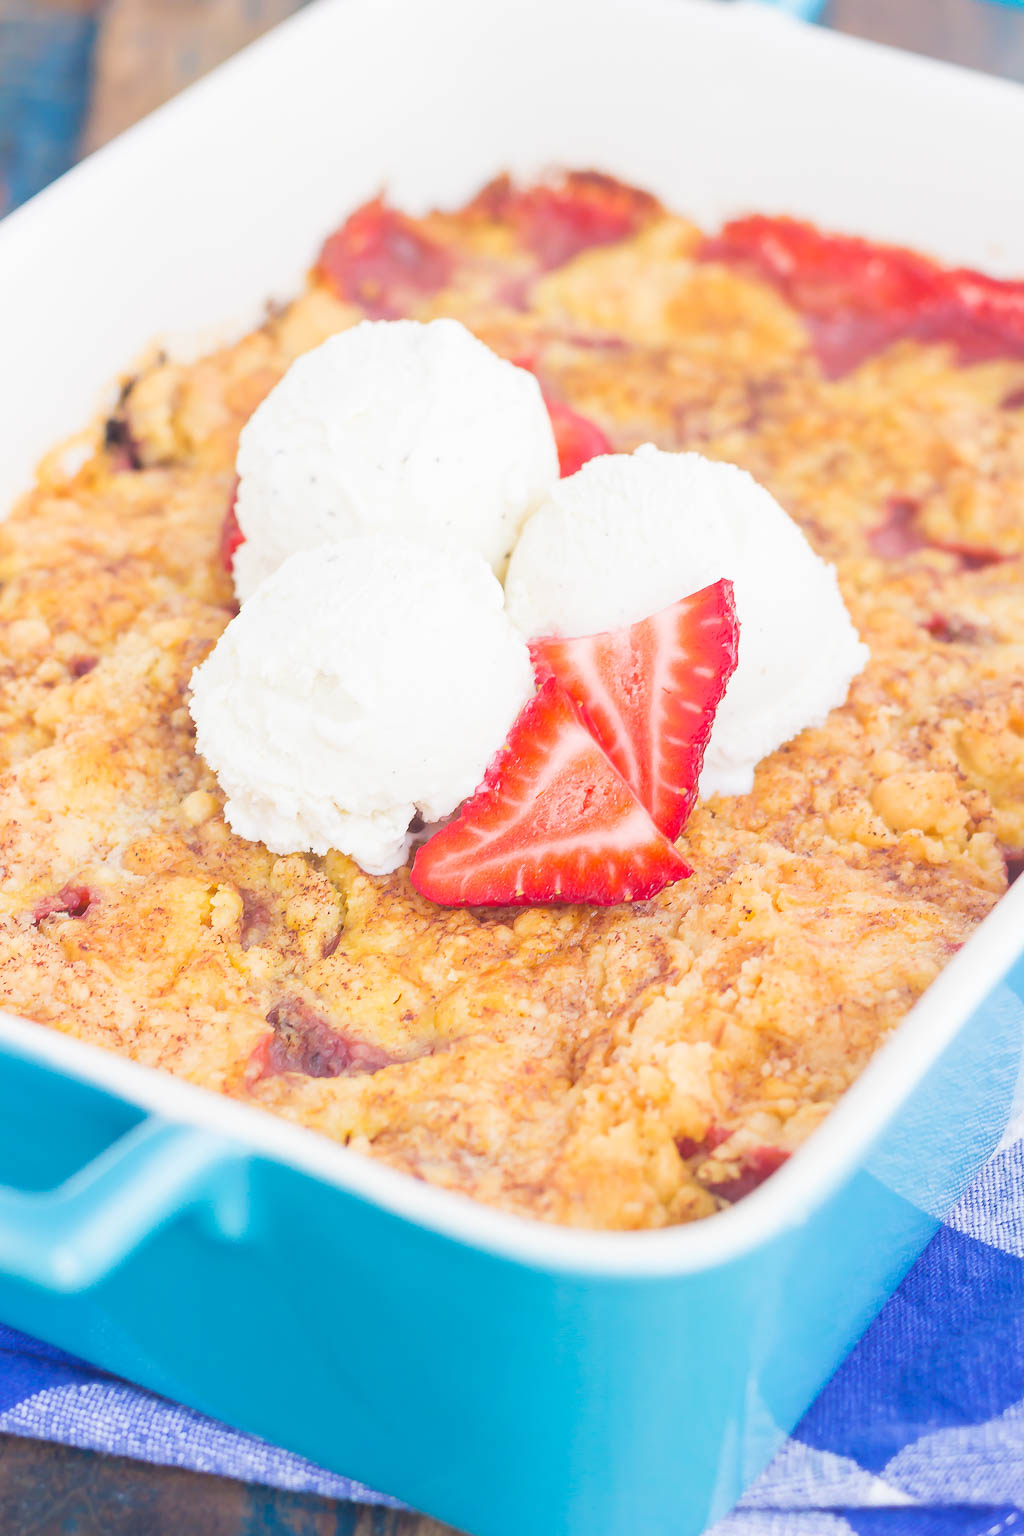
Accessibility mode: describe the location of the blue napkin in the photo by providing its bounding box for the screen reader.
[2,1134,1024,1532]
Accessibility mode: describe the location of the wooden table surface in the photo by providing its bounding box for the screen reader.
[0,1434,452,1536]
[0,0,1022,1530]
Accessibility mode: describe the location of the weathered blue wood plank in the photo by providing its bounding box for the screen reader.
[0,4,97,212]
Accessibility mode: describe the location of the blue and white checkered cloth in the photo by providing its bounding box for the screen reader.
[3,1133,1024,1532]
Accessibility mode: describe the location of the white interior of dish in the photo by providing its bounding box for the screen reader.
[0,0,1023,1274]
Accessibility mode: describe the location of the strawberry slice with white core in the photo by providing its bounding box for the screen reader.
[410,677,690,908]
[530,580,739,841]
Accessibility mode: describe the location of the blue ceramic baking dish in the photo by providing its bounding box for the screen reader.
[1,2,1024,1532]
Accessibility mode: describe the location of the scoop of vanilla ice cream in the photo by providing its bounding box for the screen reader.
[232,318,559,600]
[505,445,868,797]
[190,534,535,873]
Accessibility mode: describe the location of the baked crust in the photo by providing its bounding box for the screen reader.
[0,177,1021,1230]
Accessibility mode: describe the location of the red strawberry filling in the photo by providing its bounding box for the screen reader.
[675,1124,731,1161]
[318,197,454,318]
[508,352,613,478]
[675,1130,790,1204]
[709,1146,790,1204]
[220,480,244,573]
[33,885,92,925]
[251,996,396,1082]
[531,580,739,840]
[869,498,1004,570]
[546,399,612,478]
[703,215,1024,378]
[475,172,660,271]
[411,676,691,909]
[924,614,991,646]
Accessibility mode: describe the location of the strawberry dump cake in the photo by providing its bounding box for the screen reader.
[0,171,1022,1231]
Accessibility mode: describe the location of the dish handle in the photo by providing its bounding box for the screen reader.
[0,1117,250,1293]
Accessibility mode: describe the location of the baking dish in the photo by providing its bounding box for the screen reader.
[1,1,1024,1532]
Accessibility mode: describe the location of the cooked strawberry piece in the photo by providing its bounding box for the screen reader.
[253,996,395,1081]
[103,413,141,471]
[238,888,273,950]
[709,1146,790,1204]
[478,171,659,270]
[321,924,344,960]
[869,499,1003,570]
[675,1124,731,1161]
[703,215,1024,376]
[411,677,690,908]
[959,551,1004,574]
[706,216,938,317]
[530,580,738,841]
[546,399,612,478]
[317,196,454,317]
[924,613,991,646]
[507,353,613,476]
[1006,853,1024,887]
[220,481,244,573]
[33,885,92,925]
[868,499,930,560]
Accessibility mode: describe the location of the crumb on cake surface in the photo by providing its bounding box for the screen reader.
[0,174,1021,1231]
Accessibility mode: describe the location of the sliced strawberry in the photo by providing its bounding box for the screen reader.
[474,171,659,270]
[411,678,690,908]
[220,480,244,573]
[317,196,453,318]
[703,215,1024,376]
[546,399,612,478]
[530,580,738,841]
